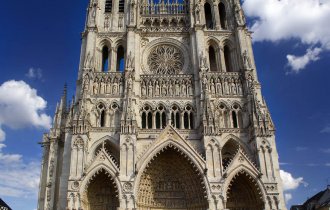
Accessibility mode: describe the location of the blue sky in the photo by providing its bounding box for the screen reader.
[0,0,329,209]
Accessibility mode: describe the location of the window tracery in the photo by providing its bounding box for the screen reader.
[147,45,184,75]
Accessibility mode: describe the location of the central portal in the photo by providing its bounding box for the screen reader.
[137,147,208,210]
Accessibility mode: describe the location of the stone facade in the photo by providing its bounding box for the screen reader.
[37,0,287,209]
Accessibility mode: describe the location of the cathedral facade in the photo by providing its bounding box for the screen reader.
[37,0,287,209]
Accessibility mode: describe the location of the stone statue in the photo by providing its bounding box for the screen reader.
[243,50,252,69]
[126,51,135,69]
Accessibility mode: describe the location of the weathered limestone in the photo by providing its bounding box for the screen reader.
[37,0,287,209]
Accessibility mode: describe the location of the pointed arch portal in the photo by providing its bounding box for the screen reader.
[82,168,119,210]
[137,147,209,210]
[226,171,264,210]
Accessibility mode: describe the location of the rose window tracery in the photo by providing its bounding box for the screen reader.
[148,45,184,74]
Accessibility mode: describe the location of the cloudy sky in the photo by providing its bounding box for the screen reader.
[0,0,330,209]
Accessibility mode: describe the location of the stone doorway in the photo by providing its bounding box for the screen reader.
[226,171,264,210]
[137,147,208,210]
[82,169,119,210]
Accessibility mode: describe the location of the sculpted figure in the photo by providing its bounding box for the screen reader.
[148,81,153,97]
[141,81,146,96]
[126,51,134,68]
[216,78,222,95]
[155,81,160,96]
[168,80,173,96]
[175,81,180,96]
[162,81,167,96]
[93,81,99,94]
[243,50,252,69]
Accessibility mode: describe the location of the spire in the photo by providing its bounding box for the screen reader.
[59,83,67,112]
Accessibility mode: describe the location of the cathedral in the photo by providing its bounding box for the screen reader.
[37,0,287,209]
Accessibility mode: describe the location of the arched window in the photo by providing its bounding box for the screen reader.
[171,105,180,129]
[147,112,152,128]
[162,112,167,128]
[155,105,166,129]
[141,105,153,129]
[182,105,194,129]
[224,45,231,72]
[219,3,227,29]
[204,3,213,29]
[232,111,238,128]
[232,104,243,128]
[100,110,106,127]
[156,112,161,129]
[218,104,230,128]
[97,103,107,127]
[142,112,147,128]
[209,46,217,72]
[184,112,189,129]
[117,45,125,72]
[105,0,113,13]
[119,0,125,13]
[102,46,110,72]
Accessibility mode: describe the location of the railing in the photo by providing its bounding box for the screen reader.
[140,0,189,15]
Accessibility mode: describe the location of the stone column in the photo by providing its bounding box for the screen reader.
[213,3,221,30]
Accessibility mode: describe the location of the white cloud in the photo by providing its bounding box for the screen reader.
[321,124,330,133]
[242,0,330,71]
[0,146,40,198]
[286,48,322,73]
[26,68,43,80]
[0,80,51,142]
[285,193,293,203]
[280,170,307,191]
[325,163,330,167]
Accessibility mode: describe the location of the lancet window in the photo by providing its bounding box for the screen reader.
[119,0,125,12]
[204,2,214,29]
[95,102,121,128]
[231,104,243,128]
[105,0,113,13]
[97,103,106,127]
[102,46,110,72]
[116,45,125,72]
[183,105,194,129]
[216,103,230,128]
[219,2,227,29]
[155,105,167,129]
[224,45,232,72]
[141,104,194,130]
[209,46,218,72]
[141,105,153,129]
[171,105,181,129]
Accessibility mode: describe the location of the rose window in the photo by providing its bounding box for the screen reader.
[148,45,184,74]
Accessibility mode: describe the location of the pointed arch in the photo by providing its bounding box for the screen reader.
[80,166,121,210]
[135,140,210,209]
[224,168,265,210]
[204,2,214,29]
[135,134,211,201]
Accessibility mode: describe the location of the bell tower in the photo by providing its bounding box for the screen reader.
[37,0,287,209]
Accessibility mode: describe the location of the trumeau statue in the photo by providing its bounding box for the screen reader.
[37,0,286,209]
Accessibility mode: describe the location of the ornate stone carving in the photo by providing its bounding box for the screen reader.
[147,45,184,75]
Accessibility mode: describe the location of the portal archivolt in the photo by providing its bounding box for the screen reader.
[137,147,209,210]
[226,170,264,210]
[81,168,119,210]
